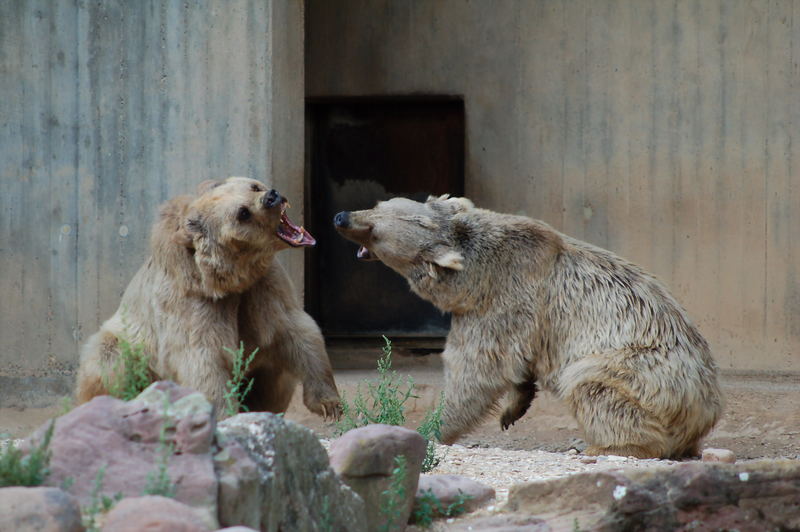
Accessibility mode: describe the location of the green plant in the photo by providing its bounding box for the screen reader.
[142,397,177,498]
[104,336,152,401]
[378,455,408,532]
[336,336,416,434]
[82,465,123,532]
[336,337,445,472]
[318,494,333,532]
[222,342,258,417]
[417,392,445,472]
[0,420,54,487]
[412,488,472,527]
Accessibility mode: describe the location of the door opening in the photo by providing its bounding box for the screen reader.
[305,97,465,341]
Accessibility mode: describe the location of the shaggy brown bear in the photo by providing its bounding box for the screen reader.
[76,177,341,418]
[334,195,722,458]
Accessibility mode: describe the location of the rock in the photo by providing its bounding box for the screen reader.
[443,514,550,531]
[102,495,211,532]
[505,459,800,531]
[702,447,736,463]
[23,381,219,529]
[415,474,495,515]
[217,412,367,532]
[0,487,82,532]
[329,424,427,531]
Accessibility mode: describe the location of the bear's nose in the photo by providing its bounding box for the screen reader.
[262,189,283,209]
[333,211,350,228]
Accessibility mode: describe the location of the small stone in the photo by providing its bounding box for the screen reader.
[702,448,736,463]
[330,425,426,531]
[416,474,495,514]
[607,455,627,462]
[101,496,210,532]
[580,457,597,464]
[566,448,578,455]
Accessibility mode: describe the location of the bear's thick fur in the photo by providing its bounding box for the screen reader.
[77,177,341,418]
[334,195,722,458]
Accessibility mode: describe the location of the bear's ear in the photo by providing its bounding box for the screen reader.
[426,195,474,214]
[432,249,464,270]
[423,247,464,278]
[172,214,206,249]
[197,179,222,195]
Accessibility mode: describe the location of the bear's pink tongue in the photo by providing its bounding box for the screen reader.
[357,246,372,260]
[277,212,316,247]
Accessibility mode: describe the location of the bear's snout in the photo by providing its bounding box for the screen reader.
[333,211,350,229]
[262,189,283,209]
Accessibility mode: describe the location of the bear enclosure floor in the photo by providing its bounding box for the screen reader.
[1,354,798,464]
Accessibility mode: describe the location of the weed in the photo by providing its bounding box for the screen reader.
[104,335,152,401]
[222,342,258,417]
[417,392,445,472]
[142,396,177,498]
[336,336,445,472]
[318,494,333,532]
[378,455,408,532]
[412,488,472,527]
[0,420,54,487]
[82,465,123,532]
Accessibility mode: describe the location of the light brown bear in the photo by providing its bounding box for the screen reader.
[77,177,341,419]
[334,195,723,458]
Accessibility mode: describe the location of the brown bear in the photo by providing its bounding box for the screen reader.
[334,195,723,458]
[76,177,341,419]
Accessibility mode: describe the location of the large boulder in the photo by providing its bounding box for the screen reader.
[0,486,82,532]
[505,459,800,531]
[23,382,219,529]
[217,412,367,532]
[329,424,427,531]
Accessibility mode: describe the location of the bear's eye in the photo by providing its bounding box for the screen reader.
[250,184,262,192]
[237,207,252,222]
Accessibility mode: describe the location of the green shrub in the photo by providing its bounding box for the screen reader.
[412,488,472,527]
[142,396,177,498]
[82,465,123,532]
[104,336,152,401]
[378,455,408,532]
[222,342,258,417]
[0,420,54,487]
[336,336,445,472]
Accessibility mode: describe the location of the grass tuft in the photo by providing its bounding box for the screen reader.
[222,342,258,417]
[0,420,55,487]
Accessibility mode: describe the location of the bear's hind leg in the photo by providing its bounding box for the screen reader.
[75,330,120,403]
[569,380,670,459]
[243,365,298,414]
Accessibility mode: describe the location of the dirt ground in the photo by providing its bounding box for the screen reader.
[2,353,798,461]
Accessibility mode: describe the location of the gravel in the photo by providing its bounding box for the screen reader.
[320,439,681,505]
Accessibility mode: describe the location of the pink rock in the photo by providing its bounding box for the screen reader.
[702,448,736,463]
[101,496,210,532]
[0,487,82,532]
[416,474,496,513]
[23,382,218,528]
[329,424,427,531]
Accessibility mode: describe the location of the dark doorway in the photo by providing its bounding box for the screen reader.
[306,97,465,339]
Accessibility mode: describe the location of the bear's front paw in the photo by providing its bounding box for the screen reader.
[304,390,342,421]
[500,409,522,430]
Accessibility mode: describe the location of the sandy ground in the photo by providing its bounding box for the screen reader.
[2,363,798,459]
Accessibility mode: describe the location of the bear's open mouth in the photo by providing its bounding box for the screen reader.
[356,246,378,261]
[278,204,316,247]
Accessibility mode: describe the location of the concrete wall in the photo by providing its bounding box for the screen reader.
[0,0,305,405]
[307,0,800,372]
